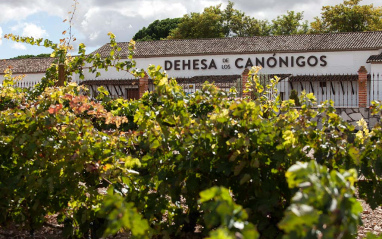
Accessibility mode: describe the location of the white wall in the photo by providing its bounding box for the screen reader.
[369,63,382,104]
[0,72,81,87]
[81,50,378,80]
[134,50,377,77]
[1,49,380,107]
[371,63,382,75]
[9,50,375,83]
[82,67,137,81]
[0,73,45,88]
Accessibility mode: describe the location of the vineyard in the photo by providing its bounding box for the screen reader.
[1,35,382,239]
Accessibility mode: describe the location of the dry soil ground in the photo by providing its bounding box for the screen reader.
[1,200,381,239]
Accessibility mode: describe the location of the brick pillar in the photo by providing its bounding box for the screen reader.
[241,68,250,98]
[139,72,149,98]
[358,66,368,108]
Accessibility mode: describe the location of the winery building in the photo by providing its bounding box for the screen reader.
[2,31,382,124]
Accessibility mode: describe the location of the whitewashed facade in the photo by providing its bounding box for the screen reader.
[2,31,382,109]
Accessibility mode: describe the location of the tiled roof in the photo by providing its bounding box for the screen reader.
[175,75,240,83]
[80,79,139,85]
[0,58,54,74]
[367,54,382,63]
[288,74,359,82]
[92,31,382,58]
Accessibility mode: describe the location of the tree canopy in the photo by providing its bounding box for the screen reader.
[311,0,382,33]
[167,1,270,39]
[221,1,270,37]
[132,18,181,41]
[271,11,309,35]
[10,53,51,59]
[167,5,226,39]
[133,0,382,41]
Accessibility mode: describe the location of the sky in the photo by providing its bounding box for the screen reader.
[0,0,381,59]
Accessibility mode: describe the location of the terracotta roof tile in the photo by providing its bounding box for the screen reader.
[367,54,382,63]
[0,58,54,74]
[92,31,382,58]
[80,79,139,85]
[175,75,240,83]
[289,74,359,82]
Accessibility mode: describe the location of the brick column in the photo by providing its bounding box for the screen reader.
[241,68,250,98]
[358,66,368,108]
[139,72,149,98]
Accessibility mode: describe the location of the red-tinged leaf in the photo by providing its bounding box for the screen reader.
[48,104,63,114]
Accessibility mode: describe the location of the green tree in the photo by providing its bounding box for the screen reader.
[168,5,225,39]
[222,1,270,37]
[133,18,181,41]
[311,0,382,33]
[168,1,270,39]
[10,53,51,59]
[271,11,309,35]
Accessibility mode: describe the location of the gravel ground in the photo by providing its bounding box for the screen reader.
[358,199,382,238]
[1,200,381,239]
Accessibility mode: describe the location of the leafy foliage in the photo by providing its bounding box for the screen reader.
[3,25,382,238]
[0,72,145,237]
[168,4,226,39]
[144,0,382,41]
[99,190,150,238]
[271,11,309,35]
[2,55,381,237]
[279,161,362,238]
[289,89,301,106]
[133,18,181,41]
[168,1,270,39]
[221,1,270,37]
[311,0,382,33]
[10,53,51,59]
[199,186,259,239]
[0,31,146,238]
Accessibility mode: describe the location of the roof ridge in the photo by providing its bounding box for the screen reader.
[82,31,382,59]
[132,31,382,43]
[90,31,382,48]
[1,57,54,61]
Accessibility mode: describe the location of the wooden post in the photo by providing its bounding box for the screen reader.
[58,64,65,86]
[241,68,250,98]
[139,72,149,98]
[358,66,368,108]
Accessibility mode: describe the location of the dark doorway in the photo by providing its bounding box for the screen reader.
[126,87,139,100]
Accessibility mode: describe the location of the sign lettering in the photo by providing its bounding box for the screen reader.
[164,55,327,71]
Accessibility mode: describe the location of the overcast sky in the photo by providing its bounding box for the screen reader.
[0,0,380,59]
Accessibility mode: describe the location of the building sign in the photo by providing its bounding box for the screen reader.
[164,55,327,71]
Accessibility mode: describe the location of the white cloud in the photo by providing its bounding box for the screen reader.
[0,0,381,24]
[0,0,69,23]
[136,2,187,19]
[89,31,100,41]
[22,23,48,38]
[12,42,27,50]
[0,0,381,57]
[9,22,48,39]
